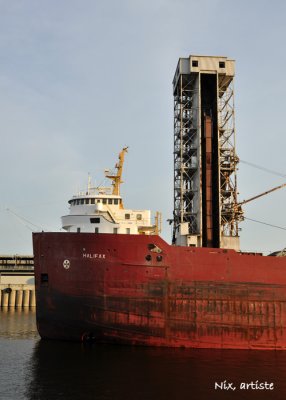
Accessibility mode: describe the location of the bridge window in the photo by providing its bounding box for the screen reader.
[103,199,107,204]
[90,217,100,223]
[125,214,130,220]
[113,228,118,234]
[108,199,112,204]
[91,198,95,204]
[136,214,142,220]
[80,199,84,205]
[95,228,99,233]
[85,199,89,204]
[77,228,81,233]
[126,228,130,234]
[219,61,225,68]
[114,199,118,205]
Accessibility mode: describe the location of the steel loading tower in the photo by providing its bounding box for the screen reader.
[172,55,240,250]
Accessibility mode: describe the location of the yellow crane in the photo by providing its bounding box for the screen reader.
[105,146,129,198]
[105,147,162,233]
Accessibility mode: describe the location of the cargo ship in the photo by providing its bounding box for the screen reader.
[33,55,286,349]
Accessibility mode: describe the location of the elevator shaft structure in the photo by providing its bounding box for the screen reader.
[173,55,240,250]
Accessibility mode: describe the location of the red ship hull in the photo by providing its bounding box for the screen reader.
[33,232,286,350]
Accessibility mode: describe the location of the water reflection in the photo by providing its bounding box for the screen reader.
[0,308,38,339]
[1,310,286,400]
[26,340,286,400]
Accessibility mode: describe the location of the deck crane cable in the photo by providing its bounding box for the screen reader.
[240,159,286,178]
[235,161,286,219]
[244,217,286,231]
[239,158,286,230]
[6,208,43,231]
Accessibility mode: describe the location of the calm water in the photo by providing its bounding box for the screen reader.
[1,310,286,399]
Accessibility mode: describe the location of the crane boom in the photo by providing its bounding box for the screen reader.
[238,182,286,206]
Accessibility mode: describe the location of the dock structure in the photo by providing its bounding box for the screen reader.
[0,255,35,308]
[0,255,34,269]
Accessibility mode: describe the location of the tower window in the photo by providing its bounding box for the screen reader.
[192,60,198,67]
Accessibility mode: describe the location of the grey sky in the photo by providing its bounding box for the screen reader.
[1,0,286,254]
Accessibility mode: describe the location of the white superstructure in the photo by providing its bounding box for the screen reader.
[61,148,159,235]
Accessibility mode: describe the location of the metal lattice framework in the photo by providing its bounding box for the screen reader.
[173,74,200,240]
[218,77,240,237]
[172,56,240,248]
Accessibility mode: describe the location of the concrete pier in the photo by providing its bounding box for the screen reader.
[29,289,36,307]
[8,289,16,307]
[16,290,23,307]
[23,289,30,307]
[0,255,35,309]
[0,285,35,308]
[1,290,9,307]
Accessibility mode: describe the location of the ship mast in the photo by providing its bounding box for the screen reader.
[105,147,128,199]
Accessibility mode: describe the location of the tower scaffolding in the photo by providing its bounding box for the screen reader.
[172,55,240,250]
